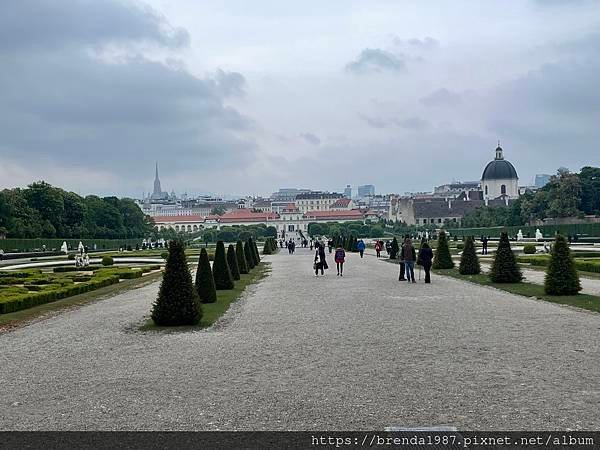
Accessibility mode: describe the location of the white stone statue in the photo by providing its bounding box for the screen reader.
[78,241,84,253]
[517,229,523,241]
[535,228,543,241]
[61,241,68,254]
[425,231,430,240]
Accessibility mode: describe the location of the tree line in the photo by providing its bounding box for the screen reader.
[462,166,600,228]
[0,181,153,239]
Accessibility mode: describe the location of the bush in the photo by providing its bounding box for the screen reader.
[151,239,201,326]
[263,240,272,255]
[227,244,241,281]
[160,252,169,260]
[212,241,234,290]
[244,240,255,270]
[544,235,581,295]
[433,231,454,269]
[236,240,249,274]
[456,243,465,250]
[195,248,217,304]
[459,236,481,275]
[249,238,260,264]
[489,232,522,283]
[67,253,75,260]
[101,256,114,266]
[523,244,537,254]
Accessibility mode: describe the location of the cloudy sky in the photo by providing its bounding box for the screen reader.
[1,0,599,198]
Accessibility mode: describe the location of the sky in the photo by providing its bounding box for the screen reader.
[1,0,599,198]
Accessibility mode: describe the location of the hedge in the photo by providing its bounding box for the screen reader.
[447,222,600,239]
[0,275,120,314]
[517,256,600,273]
[53,266,101,273]
[0,238,142,252]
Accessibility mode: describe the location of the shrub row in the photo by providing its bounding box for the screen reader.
[0,275,120,314]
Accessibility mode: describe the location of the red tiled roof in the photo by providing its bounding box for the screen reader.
[303,210,365,219]
[332,198,351,208]
[219,209,280,223]
[152,214,204,223]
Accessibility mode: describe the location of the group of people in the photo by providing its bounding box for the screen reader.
[308,236,435,283]
[397,237,433,284]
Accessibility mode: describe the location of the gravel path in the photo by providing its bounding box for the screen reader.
[1,249,599,430]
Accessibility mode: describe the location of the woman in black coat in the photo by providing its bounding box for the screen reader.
[419,242,434,283]
[314,242,329,276]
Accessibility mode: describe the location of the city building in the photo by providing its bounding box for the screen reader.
[357,184,375,199]
[343,185,352,199]
[294,192,343,213]
[535,174,551,188]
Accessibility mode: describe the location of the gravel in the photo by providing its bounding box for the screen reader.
[1,249,599,430]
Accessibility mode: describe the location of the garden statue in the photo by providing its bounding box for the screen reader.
[517,229,523,241]
[535,228,543,241]
[78,241,84,254]
[61,241,68,254]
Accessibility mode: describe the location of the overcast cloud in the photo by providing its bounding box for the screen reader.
[1,0,599,197]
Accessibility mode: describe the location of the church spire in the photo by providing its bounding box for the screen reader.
[152,162,162,198]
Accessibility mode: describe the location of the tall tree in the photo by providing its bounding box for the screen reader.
[236,240,249,274]
[432,231,454,269]
[489,232,522,283]
[459,236,481,275]
[544,235,581,295]
[212,241,234,290]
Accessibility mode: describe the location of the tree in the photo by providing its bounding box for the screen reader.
[210,205,227,216]
[544,235,581,295]
[249,237,260,264]
[236,240,249,274]
[195,248,217,303]
[244,240,255,269]
[390,237,400,259]
[459,236,481,275]
[227,244,241,280]
[151,239,201,326]
[489,232,522,283]
[432,231,454,269]
[212,241,234,290]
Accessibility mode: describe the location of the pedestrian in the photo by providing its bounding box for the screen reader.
[328,239,333,253]
[291,240,296,254]
[401,237,416,283]
[310,240,313,250]
[481,235,488,255]
[334,243,346,276]
[419,242,434,283]
[314,242,329,276]
[356,239,366,258]
[375,241,382,258]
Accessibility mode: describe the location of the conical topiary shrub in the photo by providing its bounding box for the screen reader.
[544,234,581,295]
[227,244,241,281]
[195,247,217,303]
[212,241,234,290]
[244,240,255,269]
[390,237,400,259]
[151,239,201,325]
[263,240,272,255]
[236,240,249,274]
[432,231,454,269]
[459,236,481,275]
[250,238,260,263]
[489,232,522,283]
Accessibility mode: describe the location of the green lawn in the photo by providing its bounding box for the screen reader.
[435,268,600,313]
[140,262,270,331]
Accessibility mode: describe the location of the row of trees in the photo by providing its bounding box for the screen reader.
[438,230,581,296]
[0,182,153,239]
[462,166,600,228]
[151,238,265,326]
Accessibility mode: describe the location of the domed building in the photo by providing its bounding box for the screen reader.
[481,143,519,200]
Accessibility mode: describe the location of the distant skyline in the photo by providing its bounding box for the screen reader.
[1,1,599,198]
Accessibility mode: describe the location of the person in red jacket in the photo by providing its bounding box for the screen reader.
[374,241,382,258]
[334,244,346,276]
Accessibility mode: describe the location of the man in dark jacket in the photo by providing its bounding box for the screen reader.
[419,242,434,283]
[401,238,417,283]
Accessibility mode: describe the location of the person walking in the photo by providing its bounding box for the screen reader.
[356,239,366,258]
[375,241,382,258]
[314,242,329,276]
[481,235,488,255]
[419,242,434,283]
[401,237,416,283]
[334,244,346,276]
